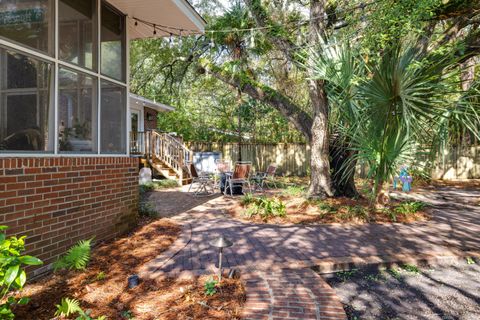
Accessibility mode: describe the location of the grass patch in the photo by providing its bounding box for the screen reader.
[402,263,420,274]
[394,201,426,215]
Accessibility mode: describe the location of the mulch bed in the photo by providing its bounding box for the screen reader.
[13,218,245,320]
[227,193,430,225]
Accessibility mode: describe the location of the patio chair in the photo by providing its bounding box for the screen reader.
[214,159,231,191]
[251,164,278,192]
[187,163,214,196]
[225,161,252,196]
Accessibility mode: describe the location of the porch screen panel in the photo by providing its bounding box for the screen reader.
[0,46,53,152]
[100,80,125,153]
[58,68,97,152]
[59,0,97,70]
[0,0,54,55]
[100,2,125,82]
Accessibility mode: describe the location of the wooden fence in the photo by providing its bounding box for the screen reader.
[187,142,480,179]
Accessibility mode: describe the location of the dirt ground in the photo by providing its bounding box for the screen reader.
[14,218,245,320]
[323,260,480,320]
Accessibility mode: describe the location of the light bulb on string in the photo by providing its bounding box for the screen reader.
[153,24,157,36]
[249,31,255,48]
[134,20,138,26]
[169,33,173,48]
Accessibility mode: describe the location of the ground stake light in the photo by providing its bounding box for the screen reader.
[209,235,233,281]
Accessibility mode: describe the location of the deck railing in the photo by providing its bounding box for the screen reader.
[133,130,193,181]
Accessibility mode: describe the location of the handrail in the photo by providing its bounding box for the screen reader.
[145,130,194,182]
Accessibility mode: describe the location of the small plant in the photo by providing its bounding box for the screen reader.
[95,271,106,281]
[340,205,370,221]
[139,201,158,218]
[336,269,357,282]
[0,225,43,319]
[364,273,383,282]
[402,263,420,274]
[121,310,135,319]
[388,267,402,279]
[394,201,426,215]
[382,208,398,222]
[466,257,476,265]
[281,185,305,197]
[240,193,255,206]
[204,277,218,296]
[317,202,337,214]
[54,238,93,271]
[55,297,106,320]
[244,196,287,220]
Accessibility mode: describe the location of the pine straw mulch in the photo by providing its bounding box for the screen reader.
[13,218,245,320]
[226,193,430,225]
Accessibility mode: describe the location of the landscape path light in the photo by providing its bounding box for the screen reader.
[209,235,233,281]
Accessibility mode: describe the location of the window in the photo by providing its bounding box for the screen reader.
[0,46,54,152]
[0,0,129,155]
[59,0,97,70]
[101,80,125,153]
[58,68,97,152]
[0,0,54,55]
[101,3,125,81]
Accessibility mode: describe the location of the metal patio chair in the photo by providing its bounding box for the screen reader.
[225,161,252,196]
[251,164,278,192]
[187,163,214,196]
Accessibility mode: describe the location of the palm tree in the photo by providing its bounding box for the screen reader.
[309,42,479,205]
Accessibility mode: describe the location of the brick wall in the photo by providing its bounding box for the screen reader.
[144,107,158,130]
[0,157,139,276]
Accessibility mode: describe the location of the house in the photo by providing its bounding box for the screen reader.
[0,0,204,275]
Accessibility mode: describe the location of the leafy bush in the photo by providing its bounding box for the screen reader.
[244,197,286,220]
[0,226,43,319]
[55,297,106,320]
[204,277,218,296]
[54,239,93,271]
[394,201,426,215]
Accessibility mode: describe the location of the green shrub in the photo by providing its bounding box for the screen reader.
[394,201,426,215]
[54,238,93,271]
[55,297,106,320]
[0,226,43,319]
[244,196,287,220]
[204,277,218,296]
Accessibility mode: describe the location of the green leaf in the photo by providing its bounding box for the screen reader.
[4,265,19,285]
[19,256,43,266]
[18,297,30,305]
[15,270,26,287]
[0,226,9,231]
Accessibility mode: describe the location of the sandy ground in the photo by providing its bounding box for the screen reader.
[323,261,480,320]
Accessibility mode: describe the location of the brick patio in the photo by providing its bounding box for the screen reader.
[139,185,480,319]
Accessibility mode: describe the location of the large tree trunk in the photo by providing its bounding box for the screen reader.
[329,136,358,198]
[307,80,334,198]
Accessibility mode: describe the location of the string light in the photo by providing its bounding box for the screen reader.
[130,1,376,37]
[153,24,157,35]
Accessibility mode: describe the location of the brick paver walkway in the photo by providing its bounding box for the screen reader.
[139,186,479,319]
[243,269,345,320]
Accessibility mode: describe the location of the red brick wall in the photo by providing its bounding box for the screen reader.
[144,107,158,130]
[0,157,138,276]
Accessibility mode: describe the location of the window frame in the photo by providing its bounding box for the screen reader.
[0,0,130,157]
